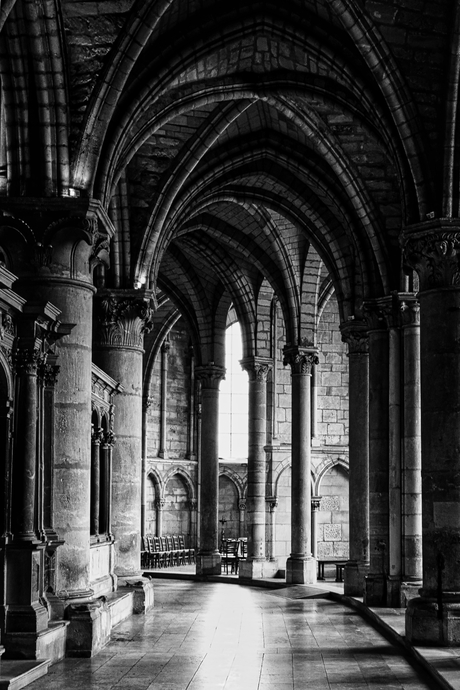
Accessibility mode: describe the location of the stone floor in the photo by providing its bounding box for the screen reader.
[26,577,439,690]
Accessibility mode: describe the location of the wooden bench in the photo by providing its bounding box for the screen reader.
[317,559,347,582]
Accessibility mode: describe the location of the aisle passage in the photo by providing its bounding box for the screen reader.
[29,580,435,690]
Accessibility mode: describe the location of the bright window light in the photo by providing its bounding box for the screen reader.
[219,322,248,461]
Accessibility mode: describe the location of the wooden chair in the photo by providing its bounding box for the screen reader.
[172,535,186,565]
[179,534,195,564]
[153,536,166,568]
[221,539,239,574]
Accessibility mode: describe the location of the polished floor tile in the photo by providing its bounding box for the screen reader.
[28,580,436,689]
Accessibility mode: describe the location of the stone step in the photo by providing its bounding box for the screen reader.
[0,659,50,690]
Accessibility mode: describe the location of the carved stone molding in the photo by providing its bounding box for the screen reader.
[363,298,392,331]
[282,346,319,375]
[195,364,226,389]
[401,222,460,291]
[94,290,154,350]
[340,321,369,355]
[155,498,166,511]
[240,357,272,382]
[239,500,247,511]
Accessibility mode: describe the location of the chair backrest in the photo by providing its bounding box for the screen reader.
[172,535,180,549]
[153,536,161,551]
[160,536,168,551]
[178,534,185,548]
[165,535,174,550]
[223,539,239,557]
[146,536,154,553]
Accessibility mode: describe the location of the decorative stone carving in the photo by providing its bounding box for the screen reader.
[95,290,154,349]
[195,363,226,389]
[340,321,369,354]
[282,346,319,375]
[12,347,43,375]
[363,298,392,331]
[401,224,460,291]
[38,362,60,387]
[400,298,420,327]
[240,357,272,382]
[239,500,247,511]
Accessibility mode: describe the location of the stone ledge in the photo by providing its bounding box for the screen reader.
[0,659,50,690]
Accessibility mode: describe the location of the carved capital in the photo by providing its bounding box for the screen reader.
[91,426,105,445]
[400,297,420,327]
[12,347,43,375]
[155,498,166,511]
[102,429,115,447]
[39,362,60,387]
[282,346,319,375]
[195,363,226,389]
[240,357,272,382]
[340,321,369,355]
[94,289,154,350]
[362,299,391,331]
[401,222,460,291]
[311,495,322,511]
[238,500,247,511]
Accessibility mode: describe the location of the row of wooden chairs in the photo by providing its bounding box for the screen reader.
[141,534,195,569]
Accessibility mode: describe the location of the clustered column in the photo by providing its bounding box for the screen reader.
[195,364,225,575]
[283,345,318,584]
[239,357,271,579]
[340,321,370,596]
[403,221,460,645]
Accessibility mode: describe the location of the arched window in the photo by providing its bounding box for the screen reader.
[219,321,248,460]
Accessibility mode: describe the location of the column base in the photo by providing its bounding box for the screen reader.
[364,572,387,606]
[65,600,111,657]
[119,576,154,614]
[286,556,316,585]
[343,560,369,597]
[400,580,422,608]
[406,594,460,646]
[3,621,68,663]
[196,550,221,576]
[239,558,279,580]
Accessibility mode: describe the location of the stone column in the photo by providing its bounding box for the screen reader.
[187,345,196,460]
[195,364,225,575]
[141,396,152,538]
[159,340,170,458]
[90,427,103,537]
[267,498,278,561]
[238,499,246,539]
[11,347,41,541]
[239,357,271,580]
[386,296,403,607]
[93,289,154,579]
[311,365,318,441]
[311,496,322,559]
[340,322,370,596]
[283,346,319,584]
[400,297,422,604]
[363,303,390,606]
[100,432,114,538]
[402,221,460,645]
[155,498,165,537]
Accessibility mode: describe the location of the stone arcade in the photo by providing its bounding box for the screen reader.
[0,0,459,683]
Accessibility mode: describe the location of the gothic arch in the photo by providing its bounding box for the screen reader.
[315,457,349,496]
[273,458,316,499]
[163,466,196,503]
[146,468,164,501]
[219,466,245,501]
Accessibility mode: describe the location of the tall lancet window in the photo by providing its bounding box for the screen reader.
[219,321,248,461]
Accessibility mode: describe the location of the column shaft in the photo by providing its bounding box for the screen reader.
[239,359,271,579]
[196,365,225,575]
[283,347,318,585]
[341,323,370,596]
[401,301,422,593]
